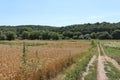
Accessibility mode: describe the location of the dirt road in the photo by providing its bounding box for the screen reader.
[53,42,120,80]
[97,44,108,80]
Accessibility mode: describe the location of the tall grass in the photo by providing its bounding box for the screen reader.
[22,42,28,67]
[15,42,46,80]
[65,52,73,67]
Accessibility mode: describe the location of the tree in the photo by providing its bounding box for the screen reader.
[90,32,97,39]
[112,30,120,39]
[98,32,111,39]
[41,31,50,40]
[62,31,73,39]
[0,22,120,40]
[0,33,6,40]
[84,34,91,40]
[29,31,41,40]
[21,31,30,39]
[6,31,17,40]
[79,35,84,39]
[49,32,60,40]
[72,32,82,39]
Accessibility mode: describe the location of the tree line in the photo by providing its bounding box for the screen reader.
[0,22,120,40]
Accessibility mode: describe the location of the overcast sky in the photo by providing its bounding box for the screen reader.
[0,0,120,26]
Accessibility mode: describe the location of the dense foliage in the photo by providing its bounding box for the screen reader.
[0,22,120,40]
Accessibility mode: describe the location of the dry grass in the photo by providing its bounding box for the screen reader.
[0,40,90,80]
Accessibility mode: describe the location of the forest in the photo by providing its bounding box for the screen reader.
[0,22,120,40]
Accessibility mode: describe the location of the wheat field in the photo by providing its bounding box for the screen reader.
[0,40,90,80]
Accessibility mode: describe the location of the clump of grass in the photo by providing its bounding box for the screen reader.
[22,42,28,67]
[91,40,96,47]
[38,59,47,80]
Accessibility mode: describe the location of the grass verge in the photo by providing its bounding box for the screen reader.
[64,48,96,80]
[104,46,120,64]
[104,61,120,80]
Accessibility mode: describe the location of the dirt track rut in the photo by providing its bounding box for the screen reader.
[97,44,108,80]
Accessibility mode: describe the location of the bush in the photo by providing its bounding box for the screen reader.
[21,31,30,39]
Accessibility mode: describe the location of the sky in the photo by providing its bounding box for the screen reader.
[0,0,120,26]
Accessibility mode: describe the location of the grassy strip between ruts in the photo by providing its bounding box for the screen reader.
[63,47,96,80]
[84,59,97,80]
[104,61,120,80]
[103,46,120,64]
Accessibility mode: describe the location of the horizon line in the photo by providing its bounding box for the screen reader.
[0,21,120,27]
